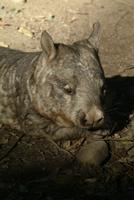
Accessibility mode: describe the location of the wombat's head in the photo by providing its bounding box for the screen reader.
[30,23,106,130]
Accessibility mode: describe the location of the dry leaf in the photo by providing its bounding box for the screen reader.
[0,42,9,48]
[18,26,33,38]
[11,0,27,3]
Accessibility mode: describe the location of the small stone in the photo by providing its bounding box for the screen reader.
[47,14,55,21]
[17,9,22,13]
[1,6,5,10]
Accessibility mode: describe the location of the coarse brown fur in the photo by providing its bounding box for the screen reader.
[0,23,106,141]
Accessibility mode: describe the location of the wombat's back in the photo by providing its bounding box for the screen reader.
[0,47,26,67]
[0,47,40,68]
[0,47,40,128]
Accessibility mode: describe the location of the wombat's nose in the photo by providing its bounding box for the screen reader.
[80,107,104,128]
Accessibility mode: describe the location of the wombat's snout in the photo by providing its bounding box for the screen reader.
[79,106,104,129]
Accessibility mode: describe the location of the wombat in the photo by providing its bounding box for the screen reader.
[0,23,106,141]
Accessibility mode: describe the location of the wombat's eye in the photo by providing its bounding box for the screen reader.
[64,84,74,95]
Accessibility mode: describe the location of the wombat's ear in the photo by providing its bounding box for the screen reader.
[41,31,56,61]
[88,22,101,50]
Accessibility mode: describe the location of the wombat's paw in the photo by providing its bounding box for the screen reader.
[76,141,109,166]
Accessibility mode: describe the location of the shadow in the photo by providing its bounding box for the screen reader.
[105,75,134,133]
[0,161,134,200]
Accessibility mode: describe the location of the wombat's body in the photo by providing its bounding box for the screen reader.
[0,23,106,141]
[0,48,41,129]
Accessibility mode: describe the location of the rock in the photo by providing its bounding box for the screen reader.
[76,141,109,166]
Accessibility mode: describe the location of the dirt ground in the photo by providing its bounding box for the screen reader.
[0,0,134,199]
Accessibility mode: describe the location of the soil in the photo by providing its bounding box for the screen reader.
[0,0,134,199]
